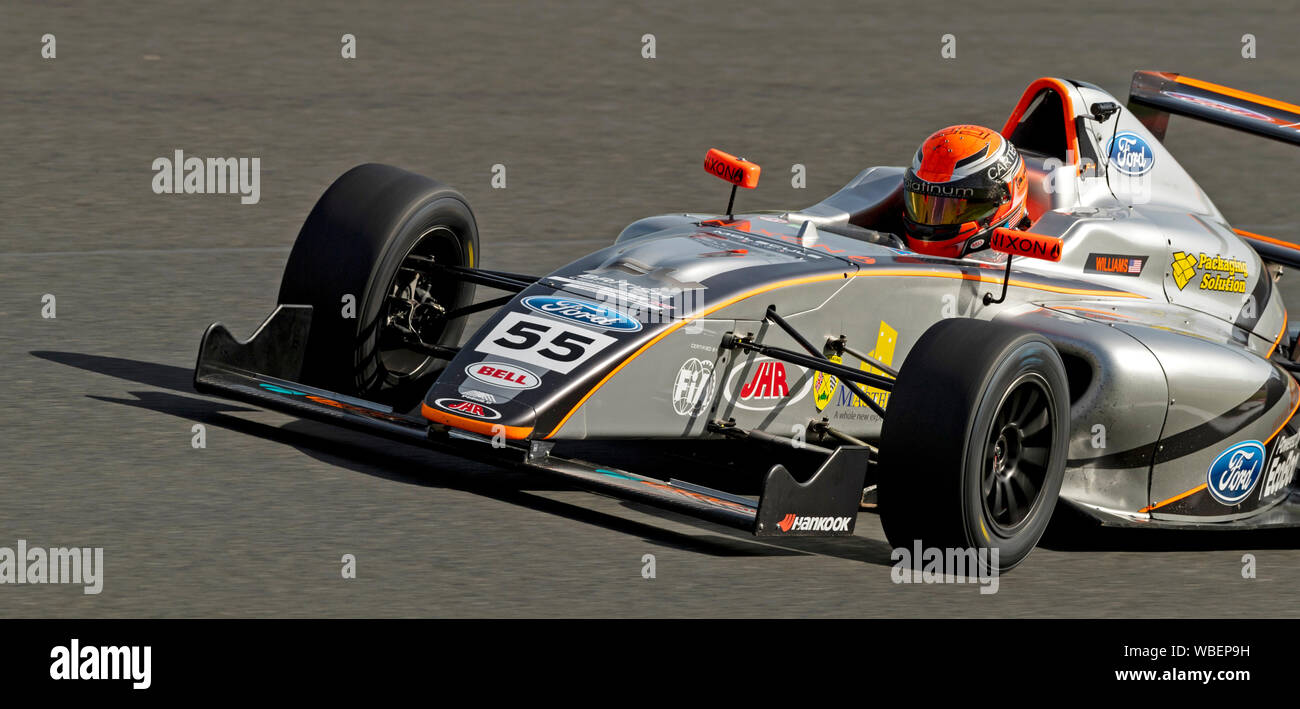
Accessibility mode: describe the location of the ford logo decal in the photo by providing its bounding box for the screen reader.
[522,296,643,332]
[1107,132,1155,176]
[1206,440,1266,505]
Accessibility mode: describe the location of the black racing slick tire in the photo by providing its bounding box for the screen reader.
[277,163,478,407]
[877,318,1070,572]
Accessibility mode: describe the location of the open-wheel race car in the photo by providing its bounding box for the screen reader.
[195,71,1300,570]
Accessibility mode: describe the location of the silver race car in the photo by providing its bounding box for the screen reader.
[194,71,1300,570]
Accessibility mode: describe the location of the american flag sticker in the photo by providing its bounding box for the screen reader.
[1085,253,1148,278]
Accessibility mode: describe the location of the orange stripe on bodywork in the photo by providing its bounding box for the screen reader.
[864,269,1144,298]
[1138,484,1208,514]
[421,403,533,440]
[543,272,851,438]
[1049,305,1135,319]
[1264,388,1300,446]
[543,267,1144,439]
[1140,389,1300,513]
[1232,228,1292,359]
[1267,310,1288,359]
[1174,76,1300,117]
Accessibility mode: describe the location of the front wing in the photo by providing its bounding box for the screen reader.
[193,305,869,538]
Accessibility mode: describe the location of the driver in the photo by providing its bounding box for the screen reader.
[901,124,1030,258]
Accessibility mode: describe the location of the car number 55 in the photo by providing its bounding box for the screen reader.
[474,312,618,373]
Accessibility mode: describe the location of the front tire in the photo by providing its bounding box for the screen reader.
[277,163,478,407]
[877,318,1069,572]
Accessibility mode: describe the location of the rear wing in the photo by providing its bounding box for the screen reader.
[1128,71,1300,146]
[1129,72,1300,267]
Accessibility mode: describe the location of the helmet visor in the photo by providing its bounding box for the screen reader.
[903,190,1001,234]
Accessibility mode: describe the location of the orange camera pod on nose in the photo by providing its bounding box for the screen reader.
[703,149,761,189]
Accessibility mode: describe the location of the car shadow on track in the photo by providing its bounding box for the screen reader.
[32,350,199,393]
[1040,503,1300,552]
[34,350,898,566]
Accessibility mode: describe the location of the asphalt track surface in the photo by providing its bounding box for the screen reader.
[5,1,1300,618]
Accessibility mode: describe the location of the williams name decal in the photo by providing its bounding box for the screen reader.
[1085,253,1146,277]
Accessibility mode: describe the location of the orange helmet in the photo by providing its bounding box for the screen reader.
[902,125,1029,258]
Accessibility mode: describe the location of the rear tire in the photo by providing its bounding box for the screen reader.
[277,163,478,407]
[877,318,1069,572]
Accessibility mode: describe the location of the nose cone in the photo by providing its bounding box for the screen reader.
[422,383,538,440]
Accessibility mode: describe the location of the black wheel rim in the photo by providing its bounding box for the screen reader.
[378,225,463,379]
[980,372,1055,536]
